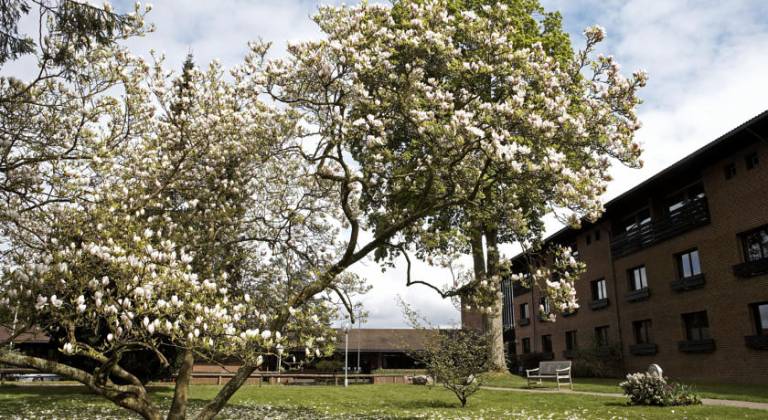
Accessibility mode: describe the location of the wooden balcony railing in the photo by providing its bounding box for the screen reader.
[610,198,710,258]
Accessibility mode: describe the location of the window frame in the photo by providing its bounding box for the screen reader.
[541,335,553,353]
[746,152,759,170]
[628,265,648,291]
[741,225,768,263]
[682,311,710,341]
[594,325,610,347]
[677,249,702,279]
[591,278,608,301]
[519,303,530,321]
[632,319,652,344]
[724,162,737,180]
[565,330,578,351]
[521,337,531,354]
[751,302,768,335]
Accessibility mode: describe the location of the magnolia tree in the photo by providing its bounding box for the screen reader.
[0,0,646,418]
[302,0,645,369]
[0,3,348,419]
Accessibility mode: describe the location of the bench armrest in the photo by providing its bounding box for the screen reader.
[556,367,571,373]
[526,368,540,374]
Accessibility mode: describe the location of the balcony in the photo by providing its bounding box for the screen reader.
[678,338,716,353]
[519,318,530,327]
[733,258,768,278]
[745,335,768,350]
[562,309,578,318]
[629,343,658,356]
[671,274,706,292]
[590,298,610,310]
[626,287,651,302]
[610,198,710,258]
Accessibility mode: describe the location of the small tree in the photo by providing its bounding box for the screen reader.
[401,300,490,408]
[420,329,491,407]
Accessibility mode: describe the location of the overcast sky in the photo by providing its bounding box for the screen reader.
[11,1,768,328]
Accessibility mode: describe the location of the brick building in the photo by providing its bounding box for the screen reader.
[492,110,768,384]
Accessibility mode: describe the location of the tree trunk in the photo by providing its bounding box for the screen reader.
[483,227,507,372]
[0,349,161,420]
[195,363,257,420]
[167,349,195,420]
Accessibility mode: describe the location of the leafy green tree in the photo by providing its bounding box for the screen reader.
[375,0,646,370]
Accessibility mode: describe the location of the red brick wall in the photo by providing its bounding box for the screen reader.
[510,133,768,384]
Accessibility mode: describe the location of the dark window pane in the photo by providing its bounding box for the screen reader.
[724,163,736,179]
[683,311,710,341]
[746,152,759,170]
[542,335,552,353]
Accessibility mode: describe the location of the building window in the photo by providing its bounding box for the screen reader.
[742,225,768,263]
[666,183,705,215]
[746,152,759,170]
[621,208,651,232]
[633,320,652,344]
[595,326,609,347]
[591,279,608,301]
[541,335,553,353]
[682,311,710,341]
[751,302,768,335]
[565,330,577,351]
[724,163,737,180]
[628,266,648,291]
[539,297,550,314]
[519,303,529,320]
[570,242,579,259]
[677,249,702,279]
[522,337,531,354]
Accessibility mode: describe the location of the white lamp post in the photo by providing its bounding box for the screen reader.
[343,323,350,387]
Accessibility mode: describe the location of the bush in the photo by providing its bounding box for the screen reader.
[569,342,623,377]
[620,372,701,406]
[314,359,344,372]
[413,329,491,407]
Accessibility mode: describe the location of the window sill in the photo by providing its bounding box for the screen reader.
[629,343,658,356]
[626,287,651,302]
[518,318,530,327]
[678,339,716,353]
[733,258,768,278]
[671,274,706,291]
[590,298,610,310]
[745,335,768,350]
[562,309,578,318]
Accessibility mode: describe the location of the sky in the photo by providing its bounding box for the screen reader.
[9,0,768,328]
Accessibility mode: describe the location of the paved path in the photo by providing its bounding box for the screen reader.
[482,386,768,410]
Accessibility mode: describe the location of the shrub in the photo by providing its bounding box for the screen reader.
[314,359,344,372]
[413,329,492,407]
[620,372,701,406]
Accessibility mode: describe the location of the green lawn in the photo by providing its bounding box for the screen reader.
[0,383,765,419]
[483,373,768,404]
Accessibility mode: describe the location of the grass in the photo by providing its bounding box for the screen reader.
[483,372,768,404]
[0,382,766,419]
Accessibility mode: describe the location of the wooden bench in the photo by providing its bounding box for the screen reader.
[526,361,572,390]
